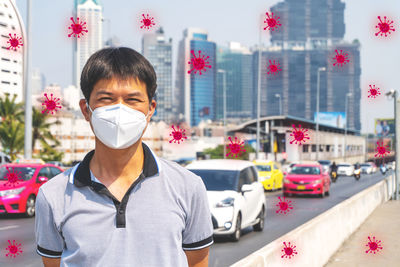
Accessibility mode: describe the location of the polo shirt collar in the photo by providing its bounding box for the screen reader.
[71,142,159,187]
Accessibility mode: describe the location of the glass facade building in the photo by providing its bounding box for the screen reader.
[175,28,216,127]
[216,44,253,121]
[254,0,361,131]
[142,27,174,124]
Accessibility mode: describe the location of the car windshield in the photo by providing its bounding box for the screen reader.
[289,166,320,175]
[360,164,370,167]
[188,169,239,191]
[318,160,330,165]
[255,165,271,172]
[0,166,36,181]
[338,164,350,167]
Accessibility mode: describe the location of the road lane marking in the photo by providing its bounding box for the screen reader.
[0,225,19,231]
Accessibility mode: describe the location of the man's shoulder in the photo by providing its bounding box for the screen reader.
[39,167,72,197]
[157,158,202,184]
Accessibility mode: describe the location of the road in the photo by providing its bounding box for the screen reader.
[208,170,392,267]
[0,170,392,267]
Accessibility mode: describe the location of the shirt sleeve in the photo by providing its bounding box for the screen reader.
[35,187,64,258]
[182,176,214,250]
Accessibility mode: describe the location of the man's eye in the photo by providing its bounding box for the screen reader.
[99,97,112,100]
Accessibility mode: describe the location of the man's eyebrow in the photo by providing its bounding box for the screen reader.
[96,90,144,97]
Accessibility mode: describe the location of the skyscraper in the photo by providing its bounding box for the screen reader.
[72,0,103,93]
[216,42,253,122]
[258,0,361,131]
[31,68,46,95]
[0,0,25,103]
[175,28,216,127]
[142,27,174,124]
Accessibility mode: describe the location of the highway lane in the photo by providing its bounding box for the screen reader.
[0,170,392,267]
[208,170,392,267]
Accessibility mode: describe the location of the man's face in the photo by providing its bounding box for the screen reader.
[79,77,157,133]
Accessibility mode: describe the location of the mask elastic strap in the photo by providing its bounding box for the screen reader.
[86,101,93,113]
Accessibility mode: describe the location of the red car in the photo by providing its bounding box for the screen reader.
[283,163,330,197]
[0,163,64,217]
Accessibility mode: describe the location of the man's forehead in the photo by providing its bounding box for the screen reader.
[93,78,146,94]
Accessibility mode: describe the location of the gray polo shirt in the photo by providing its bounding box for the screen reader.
[35,142,213,267]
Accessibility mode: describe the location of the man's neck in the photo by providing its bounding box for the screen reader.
[89,140,144,183]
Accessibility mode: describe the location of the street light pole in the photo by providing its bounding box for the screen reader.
[275,94,282,115]
[386,89,398,200]
[316,67,326,161]
[218,70,227,159]
[24,0,32,159]
[256,14,262,160]
[344,92,352,162]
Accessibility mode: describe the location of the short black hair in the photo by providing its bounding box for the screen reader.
[80,47,157,102]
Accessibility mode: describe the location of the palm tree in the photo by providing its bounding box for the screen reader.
[32,107,61,152]
[0,118,24,161]
[0,93,24,123]
[0,93,25,160]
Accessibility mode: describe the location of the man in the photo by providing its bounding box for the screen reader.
[35,47,213,267]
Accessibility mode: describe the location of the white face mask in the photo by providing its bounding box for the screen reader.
[86,101,150,149]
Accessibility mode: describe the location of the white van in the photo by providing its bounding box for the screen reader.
[0,152,11,166]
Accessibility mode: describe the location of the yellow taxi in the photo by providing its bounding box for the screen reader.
[253,160,284,191]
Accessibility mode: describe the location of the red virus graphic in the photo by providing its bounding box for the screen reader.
[276,196,294,214]
[281,242,298,259]
[367,85,381,99]
[375,16,395,37]
[332,49,350,67]
[375,141,390,158]
[7,33,23,51]
[41,93,62,115]
[68,17,88,38]
[263,12,282,32]
[365,236,383,254]
[3,167,23,188]
[140,14,155,30]
[267,59,282,75]
[187,50,212,75]
[5,240,23,258]
[226,136,246,158]
[169,125,187,144]
[289,124,310,145]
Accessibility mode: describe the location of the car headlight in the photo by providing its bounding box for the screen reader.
[283,178,291,184]
[313,179,322,184]
[0,186,26,197]
[216,197,235,208]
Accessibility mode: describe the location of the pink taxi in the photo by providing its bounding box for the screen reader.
[283,163,330,197]
[0,163,64,217]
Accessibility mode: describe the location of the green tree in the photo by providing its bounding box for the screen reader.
[32,107,61,152]
[0,93,24,123]
[0,118,24,161]
[0,93,63,161]
[37,139,64,162]
[203,144,255,160]
[0,93,25,160]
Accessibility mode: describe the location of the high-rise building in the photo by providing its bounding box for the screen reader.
[73,0,103,93]
[257,0,361,131]
[216,42,253,122]
[31,68,46,95]
[0,0,25,103]
[142,27,174,124]
[175,28,216,127]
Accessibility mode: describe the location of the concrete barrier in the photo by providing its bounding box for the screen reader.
[231,174,396,267]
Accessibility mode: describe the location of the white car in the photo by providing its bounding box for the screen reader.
[337,163,355,176]
[360,163,373,174]
[186,159,266,242]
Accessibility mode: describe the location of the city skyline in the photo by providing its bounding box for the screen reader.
[13,0,400,133]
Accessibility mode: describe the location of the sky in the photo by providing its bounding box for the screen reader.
[13,0,400,134]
